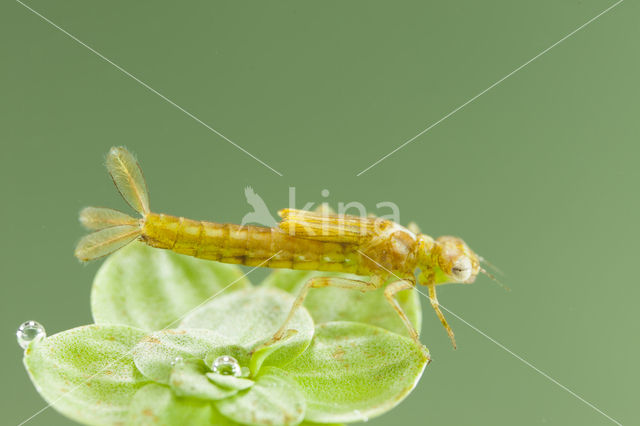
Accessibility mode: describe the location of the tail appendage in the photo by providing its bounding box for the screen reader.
[74,147,149,261]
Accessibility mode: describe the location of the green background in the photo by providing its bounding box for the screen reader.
[1,0,636,425]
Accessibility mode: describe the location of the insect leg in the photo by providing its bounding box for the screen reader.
[384,280,421,344]
[427,283,457,349]
[269,276,381,343]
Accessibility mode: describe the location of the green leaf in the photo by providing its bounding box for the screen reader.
[133,328,242,384]
[286,321,429,423]
[300,423,345,426]
[127,383,239,425]
[262,270,422,337]
[23,324,148,426]
[206,373,254,391]
[180,287,314,370]
[215,367,306,426]
[247,329,298,376]
[91,241,251,331]
[170,359,244,401]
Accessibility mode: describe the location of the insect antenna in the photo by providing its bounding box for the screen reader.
[480,267,510,292]
[478,255,504,276]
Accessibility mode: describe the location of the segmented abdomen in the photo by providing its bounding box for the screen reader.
[141,213,361,273]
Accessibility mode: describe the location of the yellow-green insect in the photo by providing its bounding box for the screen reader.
[77,147,492,350]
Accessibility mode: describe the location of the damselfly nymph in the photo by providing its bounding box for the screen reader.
[77,147,494,352]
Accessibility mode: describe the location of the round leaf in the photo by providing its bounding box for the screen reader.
[133,328,238,384]
[300,423,345,426]
[214,367,306,426]
[170,359,243,400]
[23,324,147,426]
[92,241,251,331]
[207,373,254,391]
[180,287,314,369]
[262,270,422,337]
[286,321,429,423]
[127,383,238,425]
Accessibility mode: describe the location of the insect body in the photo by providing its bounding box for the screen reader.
[76,147,484,350]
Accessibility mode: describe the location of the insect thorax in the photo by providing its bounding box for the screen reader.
[357,224,419,278]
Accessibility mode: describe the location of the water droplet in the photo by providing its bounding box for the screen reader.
[211,355,241,377]
[16,321,46,349]
[171,356,184,366]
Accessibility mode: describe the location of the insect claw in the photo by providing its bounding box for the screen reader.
[448,331,457,350]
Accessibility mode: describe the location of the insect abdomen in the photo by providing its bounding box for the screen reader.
[141,213,360,272]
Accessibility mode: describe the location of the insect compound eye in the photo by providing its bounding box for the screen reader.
[450,256,472,282]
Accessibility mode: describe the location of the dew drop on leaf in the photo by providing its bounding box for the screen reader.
[171,356,184,366]
[16,320,46,349]
[211,355,241,377]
